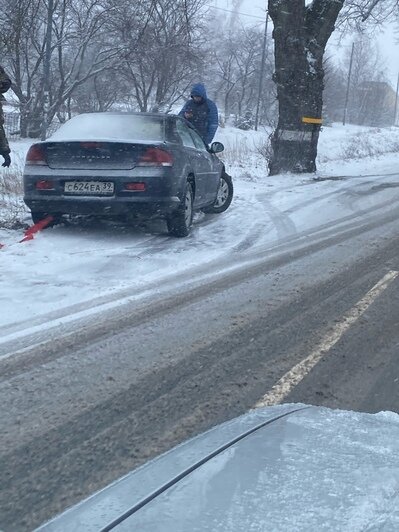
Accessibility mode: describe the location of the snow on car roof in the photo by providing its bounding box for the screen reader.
[48,112,166,143]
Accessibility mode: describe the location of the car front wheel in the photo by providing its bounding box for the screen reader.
[202,171,233,214]
[167,181,194,237]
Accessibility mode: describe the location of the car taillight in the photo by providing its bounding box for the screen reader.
[26,144,47,165]
[137,147,173,167]
[36,180,54,190]
[124,182,146,191]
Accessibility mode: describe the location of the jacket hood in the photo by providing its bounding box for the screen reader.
[190,83,207,99]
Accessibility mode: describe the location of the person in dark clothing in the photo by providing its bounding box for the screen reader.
[179,83,219,145]
[0,65,11,167]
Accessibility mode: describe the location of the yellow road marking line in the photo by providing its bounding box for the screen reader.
[255,270,399,408]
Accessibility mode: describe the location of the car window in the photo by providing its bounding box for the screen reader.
[176,119,197,148]
[188,128,208,151]
[165,120,182,144]
[49,113,165,142]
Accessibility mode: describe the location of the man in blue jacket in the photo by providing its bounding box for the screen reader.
[179,83,219,145]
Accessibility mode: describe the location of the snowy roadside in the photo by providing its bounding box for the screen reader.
[1,123,399,329]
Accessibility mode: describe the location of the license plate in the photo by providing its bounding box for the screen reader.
[64,181,114,195]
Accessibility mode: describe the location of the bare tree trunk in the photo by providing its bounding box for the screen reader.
[268,0,344,175]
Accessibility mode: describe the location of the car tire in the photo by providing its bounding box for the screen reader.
[31,211,62,226]
[167,181,194,237]
[202,171,233,214]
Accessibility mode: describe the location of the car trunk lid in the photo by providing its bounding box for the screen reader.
[44,141,148,170]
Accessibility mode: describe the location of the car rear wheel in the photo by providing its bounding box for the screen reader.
[202,171,233,214]
[167,181,194,237]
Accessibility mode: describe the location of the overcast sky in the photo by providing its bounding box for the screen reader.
[212,0,399,88]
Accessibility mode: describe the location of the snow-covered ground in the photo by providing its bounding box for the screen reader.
[1,123,399,330]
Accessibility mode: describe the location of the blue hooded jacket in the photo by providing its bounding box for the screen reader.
[179,83,219,145]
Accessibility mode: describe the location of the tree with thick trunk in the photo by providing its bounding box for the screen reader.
[268,0,345,175]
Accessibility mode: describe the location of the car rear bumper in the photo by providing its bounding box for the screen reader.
[24,195,182,218]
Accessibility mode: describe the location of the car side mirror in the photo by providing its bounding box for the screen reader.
[210,141,224,153]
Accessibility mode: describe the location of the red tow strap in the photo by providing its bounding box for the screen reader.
[0,215,55,248]
[0,215,55,249]
[19,215,54,242]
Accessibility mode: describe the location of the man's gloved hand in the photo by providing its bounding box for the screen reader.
[1,153,11,167]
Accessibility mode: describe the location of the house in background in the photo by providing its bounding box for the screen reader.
[352,81,398,127]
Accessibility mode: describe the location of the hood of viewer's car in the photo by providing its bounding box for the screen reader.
[36,404,399,531]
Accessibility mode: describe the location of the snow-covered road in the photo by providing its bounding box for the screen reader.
[2,124,399,331]
[2,124,399,532]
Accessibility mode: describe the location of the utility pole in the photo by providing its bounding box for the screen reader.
[394,71,399,126]
[343,42,355,126]
[41,0,54,141]
[254,10,269,131]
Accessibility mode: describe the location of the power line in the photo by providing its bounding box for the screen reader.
[205,3,265,20]
[327,41,360,49]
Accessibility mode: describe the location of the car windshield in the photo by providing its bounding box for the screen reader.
[49,113,165,142]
